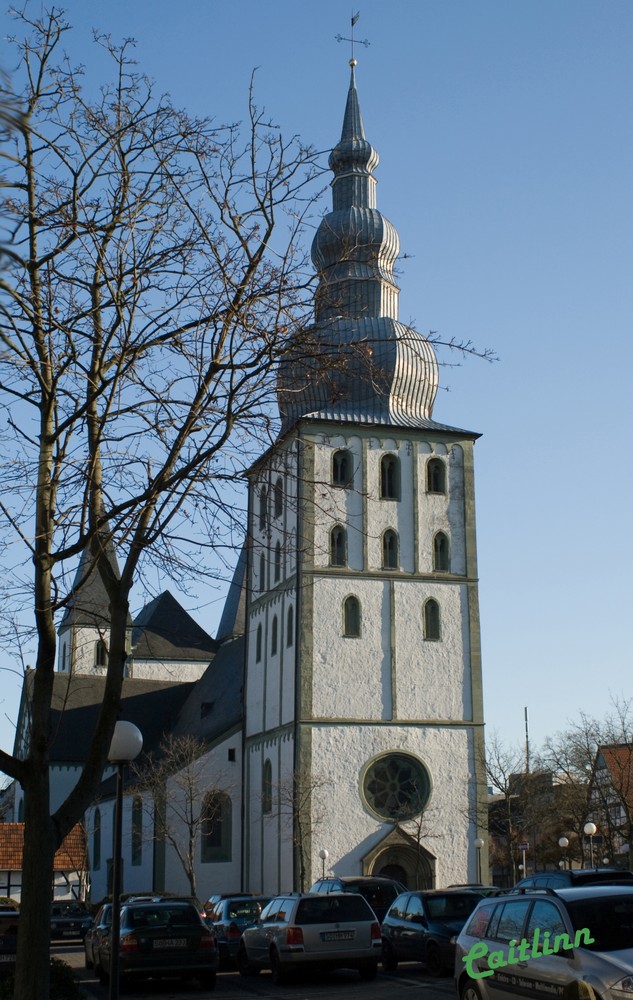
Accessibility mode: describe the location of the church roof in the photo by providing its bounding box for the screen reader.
[277,62,441,434]
[172,635,244,745]
[131,590,217,662]
[23,671,196,762]
[215,547,247,642]
[59,537,132,631]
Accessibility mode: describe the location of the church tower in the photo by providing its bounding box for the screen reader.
[244,62,486,892]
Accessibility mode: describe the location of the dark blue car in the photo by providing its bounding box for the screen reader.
[205,895,270,967]
[381,889,483,976]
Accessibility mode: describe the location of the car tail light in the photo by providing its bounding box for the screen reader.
[286,926,304,946]
[227,922,241,939]
[199,929,216,950]
[119,933,139,953]
[371,922,381,942]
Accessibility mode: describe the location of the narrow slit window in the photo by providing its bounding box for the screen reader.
[382,529,399,569]
[273,476,284,518]
[274,541,282,582]
[380,455,400,500]
[332,449,353,488]
[433,532,450,572]
[330,526,347,567]
[424,599,441,640]
[271,615,278,655]
[343,596,361,637]
[427,458,446,494]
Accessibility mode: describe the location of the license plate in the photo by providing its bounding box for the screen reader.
[156,938,186,949]
[62,930,76,935]
[321,931,354,941]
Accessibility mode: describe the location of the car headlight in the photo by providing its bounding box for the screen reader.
[612,977,633,996]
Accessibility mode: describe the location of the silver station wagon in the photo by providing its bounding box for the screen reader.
[455,885,633,1000]
[238,892,382,984]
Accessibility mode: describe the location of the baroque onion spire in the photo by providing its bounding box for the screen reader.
[278,62,439,430]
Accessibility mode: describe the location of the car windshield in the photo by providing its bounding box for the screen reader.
[297,897,371,924]
[426,894,480,921]
[566,895,633,952]
[51,903,87,916]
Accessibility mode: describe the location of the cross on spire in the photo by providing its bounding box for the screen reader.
[335,11,370,64]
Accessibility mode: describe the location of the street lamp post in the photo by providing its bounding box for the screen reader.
[584,822,597,868]
[318,849,329,879]
[474,838,485,884]
[108,721,143,1000]
[558,836,569,870]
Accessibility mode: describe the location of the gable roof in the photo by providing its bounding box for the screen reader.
[131,591,217,662]
[172,635,244,745]
[59,538,132,631]
[0,823,87,871]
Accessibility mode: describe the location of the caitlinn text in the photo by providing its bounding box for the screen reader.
[462,928,595,980]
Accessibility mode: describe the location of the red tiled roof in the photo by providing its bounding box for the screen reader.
[0,823,87,871]
[599,744,633,811]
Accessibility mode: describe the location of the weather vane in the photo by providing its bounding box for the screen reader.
[335,11,370,63]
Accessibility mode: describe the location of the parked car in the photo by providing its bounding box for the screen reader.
[83,903,111,971]
[205,895,270,967]
[382,889,484,976]
[124,893,206,919]
[513,868,633,890]
[96,898,218,990]
[0,910,19,975]
[309,876,406,922]
[455,884,633,1000]
[203,892,254,918]
[448,884,503,897]
[238,892,382,984]
[50,900,92,940]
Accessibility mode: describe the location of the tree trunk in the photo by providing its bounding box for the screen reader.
[15,769,55,999]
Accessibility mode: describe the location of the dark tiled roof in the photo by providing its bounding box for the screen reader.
[0,822,87,871]
[59,539,132,631]
[172,636,244,746]
[216,548,247,642]
[40,672,196,762]
[131,591,217,662]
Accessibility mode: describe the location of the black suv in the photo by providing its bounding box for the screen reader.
[309,876,405,922]
[513,868,633,890]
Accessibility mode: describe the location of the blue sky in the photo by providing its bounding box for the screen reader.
[1,0,632,757]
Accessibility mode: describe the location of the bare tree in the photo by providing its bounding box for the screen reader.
[0,10,323,995]
[131,735,225,899]
[271,768,333,891]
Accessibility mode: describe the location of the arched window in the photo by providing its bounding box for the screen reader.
[380,454,400,500]
[201,792,232,863]
[131,796,142,866]
[424,599,441,641]
[332,449,353,488]
[271,615,278,655]
[258,487,268,531]
[427,458,446,494]
[286,605,294,647]
[343,596,361,638]
[273,476,284,518]
[94,639,107,667]
[433,531,450,572]
[330,525,347,567]
[255,624,262,663]
[259,551,266,592]
[61,644,67,672]
[262,759,273,814]
[382,529,399,569]
[274,541,282,582]
[93,808,101,871]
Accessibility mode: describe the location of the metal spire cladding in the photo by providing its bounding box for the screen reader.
[277,62,440,431]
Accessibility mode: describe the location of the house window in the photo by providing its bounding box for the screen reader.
[94,639,107,667]
[286,605,294,647]
[382,529,399,569]
[273,476,284,518]
[259,551,266,591]
[424,599,441,640]
[255,624,262,663]
[93,808,101,871]
[427,458,446,494]
[271,615,278,655]
[201,792,232,863]
[274,541,282,582]
[433,531,450,572]
[380,455,400,500]
[258,487,268,531]
[330,526,347,567]
[262,759,273,814]
[131,796,142,866]
[343,596,361,638]
[332,449,353,488]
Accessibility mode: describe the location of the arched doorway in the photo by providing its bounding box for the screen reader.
[363,827,436,890]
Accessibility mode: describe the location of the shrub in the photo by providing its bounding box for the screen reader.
[0,958,82,1000]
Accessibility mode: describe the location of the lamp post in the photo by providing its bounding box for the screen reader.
[584,822,597,868]
[318,849,329,879]
[474,838,485,884]
[108,721,143,1000]
[558,836,569,870]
